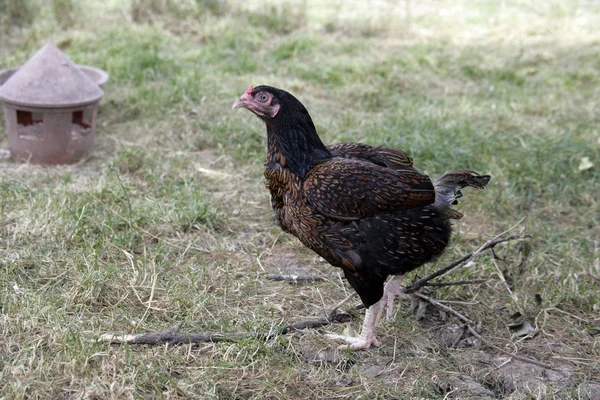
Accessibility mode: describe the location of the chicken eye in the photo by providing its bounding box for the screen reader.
[256,93,269,103]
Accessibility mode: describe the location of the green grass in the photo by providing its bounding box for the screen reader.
[1,0,599,398]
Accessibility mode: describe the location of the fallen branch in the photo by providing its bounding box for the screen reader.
[328,226,529,307]
[234,273,342,283]
[99,312,353,345]
[422,279,487,288]
[243,227,527,293]
[265,274,339,282]
[414,292,555,370]
[328,292,360,319]
[99,321,256,344]
[450,324,468,348]
[280,311,352,334]
[406,218,530,293]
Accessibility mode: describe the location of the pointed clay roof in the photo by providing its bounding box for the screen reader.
[0,43,104,108]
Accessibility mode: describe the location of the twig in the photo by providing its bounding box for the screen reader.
[326,228,525,311]
[99,311,354,345]
[450,324,468,348]
[280,311,353,334]
[99,321,257,344]
[406,218,530,293]
[265,274,339,282]
[328,292,359,320]
[435,300,478,306]
[233,273,342,283]
[423,279,487,288]
[414,292,555,370]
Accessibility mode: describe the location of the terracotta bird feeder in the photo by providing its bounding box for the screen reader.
[0,43,108,164]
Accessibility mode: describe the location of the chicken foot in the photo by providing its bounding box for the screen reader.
[326,274,408,349]
[325,299,383,350]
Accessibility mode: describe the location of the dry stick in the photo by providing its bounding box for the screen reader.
[423,279,487,288]
[280,311,352,334]
[233,273,342,282]
[325,229,526,317]
[328,292,361,320]
[99,321,256,344]
[265,274,339,282]
[99,312,353,345]
[450,324,468,348]
[264,235,523,288]
[333,231,530,309]
[406,217,529,293]
[405,236,528,293]
[414,292,555,370]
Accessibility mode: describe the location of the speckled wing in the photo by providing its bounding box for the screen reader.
[327,143,414,170]
[303,157,435,220]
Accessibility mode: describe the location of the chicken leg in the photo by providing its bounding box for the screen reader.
[326,274,407,349]
[325,299,383,350]
[378,275,407,322]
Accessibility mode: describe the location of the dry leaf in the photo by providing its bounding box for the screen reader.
[578,156,593,171]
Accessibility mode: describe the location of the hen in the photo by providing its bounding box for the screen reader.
[233,85,490,349]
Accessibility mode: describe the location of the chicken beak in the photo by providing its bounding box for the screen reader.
[233,90,254,110]
[232,98,246,110]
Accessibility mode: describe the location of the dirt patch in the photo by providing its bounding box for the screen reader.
[193,149,234,175]
[293,339,356,370]
[580,383,600,399]
[260,247,333,276]
[446,374,497,399]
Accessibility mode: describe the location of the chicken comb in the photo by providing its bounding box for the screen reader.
[246,85,254,95]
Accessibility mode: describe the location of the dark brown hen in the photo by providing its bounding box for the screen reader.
[233,85,490,349]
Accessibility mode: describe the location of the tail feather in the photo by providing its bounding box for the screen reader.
[433,170,491,219]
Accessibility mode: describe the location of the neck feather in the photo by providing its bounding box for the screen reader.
[266,110,331,178]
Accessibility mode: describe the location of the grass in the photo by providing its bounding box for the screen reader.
[1,0,599,398]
